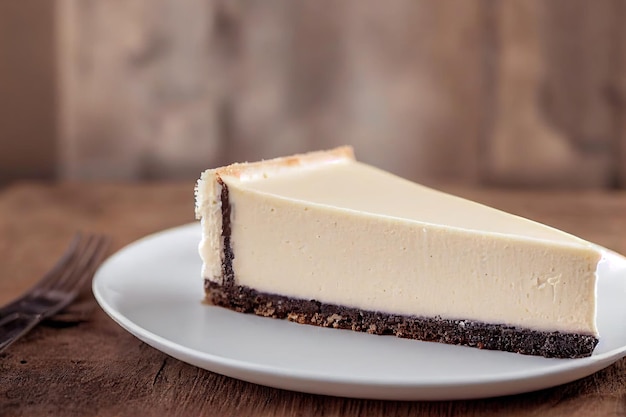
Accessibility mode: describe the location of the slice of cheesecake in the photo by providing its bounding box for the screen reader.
[195,147,601,358]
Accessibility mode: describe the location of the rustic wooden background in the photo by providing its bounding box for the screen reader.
[2,0,626,187]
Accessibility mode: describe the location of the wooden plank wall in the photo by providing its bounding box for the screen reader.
[19,1,626,185]
[484,0,619,187]
[0,0,56,184]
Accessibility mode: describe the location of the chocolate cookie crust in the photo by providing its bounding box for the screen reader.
[205,280,598,359]
[212,177,598,359]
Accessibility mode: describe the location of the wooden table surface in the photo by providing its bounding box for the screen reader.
[1,182,626,416]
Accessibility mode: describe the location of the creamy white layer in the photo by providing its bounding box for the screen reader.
[195,148,600,336]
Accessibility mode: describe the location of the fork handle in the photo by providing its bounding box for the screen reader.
[0,300,27,320]
[0,313,41,353]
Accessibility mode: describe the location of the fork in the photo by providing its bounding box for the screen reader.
[0,233,110,353]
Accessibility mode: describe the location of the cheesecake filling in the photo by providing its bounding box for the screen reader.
[225,186,598,335]
[196,148,600,338]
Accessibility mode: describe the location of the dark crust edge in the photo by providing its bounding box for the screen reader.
[217,175,235,288]
[213,179,598,359]
[205,280,598,359]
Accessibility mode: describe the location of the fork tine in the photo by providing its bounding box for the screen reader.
[36,234,110,319]
[52,234,96,292]
[0,234,84,316]
[60,235,110,294]
[0,233,111,353]
[38,233,92,294]
[31,233,83,292]
[53,234,110,295]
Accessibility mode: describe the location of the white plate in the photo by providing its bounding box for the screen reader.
[93,223,626,401]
